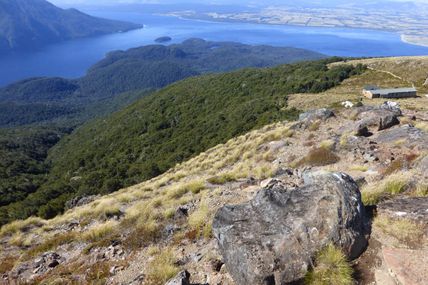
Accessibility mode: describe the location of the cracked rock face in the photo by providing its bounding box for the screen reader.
[213,172,369,285]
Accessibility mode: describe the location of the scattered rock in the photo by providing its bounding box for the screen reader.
[354,123,372,137]
[380,101,402,115]
[358,109,400,131]
[382,248,428,285]
[374,125,427,145]
[174,206,190,222]
[65,195,100,210]
[298,108,335,122]
[210,259,224,272]
[165,270,191,285]
[47,260,59,268]
[417,155,428,175]
[213,172,369,285]
[378,197,428,225]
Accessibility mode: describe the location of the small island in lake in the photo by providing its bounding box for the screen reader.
[155,36,172,43]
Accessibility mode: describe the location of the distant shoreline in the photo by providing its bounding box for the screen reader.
[401,34,428,48]
[165,13,428,49]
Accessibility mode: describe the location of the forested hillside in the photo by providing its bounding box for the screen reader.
[0,39,325,127]
[0,59,365,224]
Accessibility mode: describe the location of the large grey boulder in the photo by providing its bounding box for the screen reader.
[357,109,400,131]
[213,172,369,285]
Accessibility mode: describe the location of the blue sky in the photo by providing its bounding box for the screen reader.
[49,0,428,5]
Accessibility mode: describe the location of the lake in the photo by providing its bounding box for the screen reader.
[1,6,428,87]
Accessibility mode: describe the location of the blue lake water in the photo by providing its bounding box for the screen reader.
[1,8,428,87]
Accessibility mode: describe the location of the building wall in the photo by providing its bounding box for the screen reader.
[362,90,417,99]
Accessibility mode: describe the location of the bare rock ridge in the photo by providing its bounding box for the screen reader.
[212,172,369,285]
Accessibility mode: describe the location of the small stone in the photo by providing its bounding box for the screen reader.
[48,260,59,268]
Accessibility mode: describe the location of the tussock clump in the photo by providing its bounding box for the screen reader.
[295,147,340,168]
[207,173,237,185]
[26,232,77,258]
[415,183,428,197]
[82,221,118,242]
[373,215,424,244]
[319,139,335,150]
[415,121,428,132]
[0,255,18,274]
[362,172,412,205]
[349,165,368,172]
[305,244,353,285]
[145,248,179,285]
[188,203,212,239]
[123,220,162,249]
[0,217,46,237]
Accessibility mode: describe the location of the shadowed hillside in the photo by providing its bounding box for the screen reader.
[0,0,141,52]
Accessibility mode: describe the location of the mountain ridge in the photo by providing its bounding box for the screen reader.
[0,0,141,52]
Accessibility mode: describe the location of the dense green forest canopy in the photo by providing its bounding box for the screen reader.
[0,58,366,225]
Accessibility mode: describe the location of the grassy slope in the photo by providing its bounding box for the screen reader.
[0,59,365,224]
[0,57,427,284]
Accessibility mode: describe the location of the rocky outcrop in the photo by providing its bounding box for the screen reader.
[213,172,369,285]
[357,108,400,131]
[65,195,100,210]
[298,108,335,122]
[374,125,427,145]
[378,197,428,225]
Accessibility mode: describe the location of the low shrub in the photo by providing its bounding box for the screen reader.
[295,147,340,167]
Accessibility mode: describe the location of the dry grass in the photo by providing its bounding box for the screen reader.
[414,183,428,196]
[305,244,353,285]
[145,248,180,285]
[362,172,412,205]
[415,122,428,132]
[0,255,18,274]
[319,139,335,150]
[207,173,237,185]
[373,215,424,244]
[188,203,212,239]
[25,232,77,258]
[349,165,369,172]
[0,217,46,237]
[294,147,340,168]
[82,221,118,242]
[124,220,162,249]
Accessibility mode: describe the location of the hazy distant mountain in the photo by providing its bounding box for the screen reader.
[0,0,141,52]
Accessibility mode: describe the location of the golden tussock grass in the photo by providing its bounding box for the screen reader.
[305,244,353,285]
[362,172,412,205]
[145,248,179,285]
[373,215,424,244]
[0,217,46,237]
